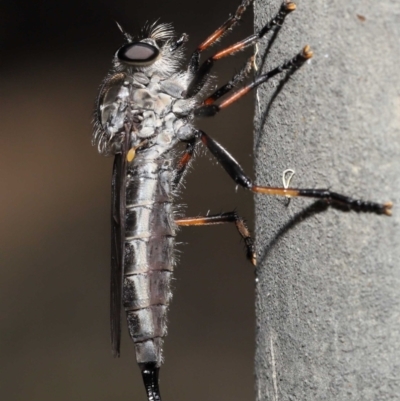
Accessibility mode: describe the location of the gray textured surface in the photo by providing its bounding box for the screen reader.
[254,1,400,400]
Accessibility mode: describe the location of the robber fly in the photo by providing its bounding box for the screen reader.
[92,1,392,400]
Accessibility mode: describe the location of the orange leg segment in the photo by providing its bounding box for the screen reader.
[176,212,256,265]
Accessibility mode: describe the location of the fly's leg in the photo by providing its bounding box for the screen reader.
[141,363,162,401]
[173,138,197,188]
[204,2,295,62]
[176,212,256,265]
[188,0,254,73]
[203,56,254,105]
[196,130,393,215]
[186,1,296,98]
[187,2,295,98]
[195,45,312,116]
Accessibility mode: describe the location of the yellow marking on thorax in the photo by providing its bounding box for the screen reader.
[126,140,149,162]
[127,147,136,162]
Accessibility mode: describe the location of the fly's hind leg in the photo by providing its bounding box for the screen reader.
[176,212,256,265]
[196,130,393,216]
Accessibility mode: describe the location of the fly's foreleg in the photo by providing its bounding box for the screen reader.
[186,1,296,98]
[195,45,312,116]
[176,212,256,265]
[188,0,254,73]
[196,130,393,216]
[205,1,295,62]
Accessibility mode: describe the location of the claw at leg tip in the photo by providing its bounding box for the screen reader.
[302,45,313,59]
[384,201,393,216]
[286,2,297,12]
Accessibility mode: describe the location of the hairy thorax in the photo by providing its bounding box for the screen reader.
[98,70,195,158]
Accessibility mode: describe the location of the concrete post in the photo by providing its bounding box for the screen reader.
[254,1,400,399]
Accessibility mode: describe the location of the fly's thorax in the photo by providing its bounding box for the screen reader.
[95,68,196,155]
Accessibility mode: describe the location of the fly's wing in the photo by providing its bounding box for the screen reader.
[110,150,127,357]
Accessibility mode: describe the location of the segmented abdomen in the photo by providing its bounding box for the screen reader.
[123,155,176,367]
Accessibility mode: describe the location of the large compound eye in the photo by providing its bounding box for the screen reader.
[117,42,160,66]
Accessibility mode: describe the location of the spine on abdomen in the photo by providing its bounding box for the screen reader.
[123,156,176,368]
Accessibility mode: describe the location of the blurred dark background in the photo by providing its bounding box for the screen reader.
[1,1,257,400]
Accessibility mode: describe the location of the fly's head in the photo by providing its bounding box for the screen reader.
[113,22,185,78]
[93,22,191,157]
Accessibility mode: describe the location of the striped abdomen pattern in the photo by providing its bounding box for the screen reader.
[123,154,176,367]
